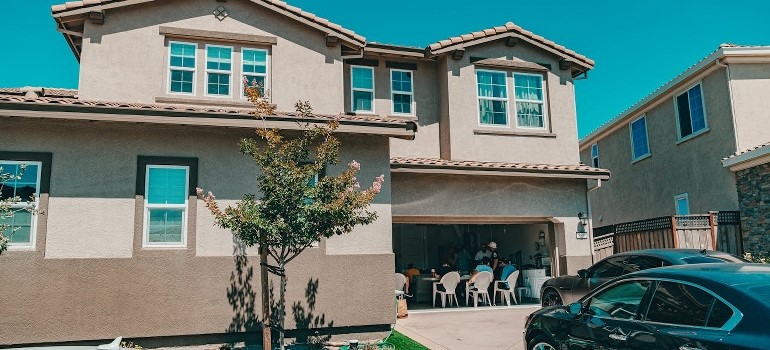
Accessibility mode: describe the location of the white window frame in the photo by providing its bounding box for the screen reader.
[240,47,269,99]
[512,72,548,130]
[390,69,414,116]
[351,65,375,113]
[1,160,41,250]
[674,82,709,142]
[629,115,651,161]
[143,165,189,248]
[167,41,197,95]
[205,44,234,98]
[674,193,690,215]
[475,69,510,128]
[591,143,599,168]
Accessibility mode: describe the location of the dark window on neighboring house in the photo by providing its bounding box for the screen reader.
[675,84,707,139]
[591,143,599,168]
[630,116,650,160]
[645,281,733,328]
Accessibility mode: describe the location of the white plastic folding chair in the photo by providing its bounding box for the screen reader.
[493,270,521,306]
[468,271,493,307]
[395,273,407,299]
[432,271,461,307]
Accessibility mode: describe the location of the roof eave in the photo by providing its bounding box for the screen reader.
[722,143,770,172]
[390,164,610,180]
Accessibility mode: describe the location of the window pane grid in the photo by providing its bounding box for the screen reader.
[677,84,707,139]
[0,160,40,247]
[514,74,545,128]
[391,70,413,114]
[352,67,374,112]
[477,70,508,126]
[631,117,650,159]
[242,49,268,97]
[206,46,232,96]
[169,42,196,94]
[144,165,188,247]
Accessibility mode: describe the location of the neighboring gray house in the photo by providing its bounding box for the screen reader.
[579,44,770,255]
[0,0,606,346]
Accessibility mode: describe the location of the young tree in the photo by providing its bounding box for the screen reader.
[198,84,384,350]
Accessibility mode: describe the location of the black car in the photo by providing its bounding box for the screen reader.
[525,263,770,350]
[540,249,745,307]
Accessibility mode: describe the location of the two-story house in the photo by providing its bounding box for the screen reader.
[579,44,770,256]
[0,0,606,346]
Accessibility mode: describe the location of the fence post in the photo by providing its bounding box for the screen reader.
[670,216,678,248]
[708,211,717,251]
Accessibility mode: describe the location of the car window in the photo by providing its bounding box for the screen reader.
[645,281,733,328]
[591,256,628,278]
[624,256,671,273]
[587,280,651,320]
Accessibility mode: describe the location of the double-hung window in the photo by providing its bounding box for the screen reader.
[168,42,196,94]
[513,73,546,128]
[391,69,413,115]
[0,161,41,248]
[206,45,233,97]
[591,143,599,168]
[477,70,508,126]
[630,116,650,161]
[242,48,268,98]
[351,66,374,113]
[144,165,189,247]
[674,193,690,215]
[675,83,707,139]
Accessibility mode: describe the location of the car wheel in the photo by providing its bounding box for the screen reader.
[528,335,557,350]
[541,288,563,307]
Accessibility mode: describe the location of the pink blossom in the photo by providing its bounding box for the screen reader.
[349,160,361,170]
[372,181,382,194]
[196,187,204,196]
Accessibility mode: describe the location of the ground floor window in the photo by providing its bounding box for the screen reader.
[137,157,197,248]
[0,160,41,248]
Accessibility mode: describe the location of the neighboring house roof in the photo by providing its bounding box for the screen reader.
[0,90,416,139]
[425,22,594,70]
[721,140,770,172]
[52,0,367,59]
[580,44,770,149]
[390,157,610,180]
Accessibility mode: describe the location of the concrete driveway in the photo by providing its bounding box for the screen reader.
[395,305,540,350]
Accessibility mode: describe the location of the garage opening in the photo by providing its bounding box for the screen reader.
[393,223,556,307]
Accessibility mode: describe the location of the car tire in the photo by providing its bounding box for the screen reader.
[541,288,563,307]
[528,335,558,350]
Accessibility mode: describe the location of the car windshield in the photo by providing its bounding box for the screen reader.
[680,255,747,264]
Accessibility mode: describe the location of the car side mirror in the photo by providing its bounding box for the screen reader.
[577,269,589,278]
[568,302,582,316]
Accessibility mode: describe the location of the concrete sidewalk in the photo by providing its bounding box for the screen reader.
[395,305,540,350]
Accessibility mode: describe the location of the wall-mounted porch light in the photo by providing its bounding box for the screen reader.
[576,212,589,240]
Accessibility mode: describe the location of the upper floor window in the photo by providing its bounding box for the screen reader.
[206,45,233,97]
[513,73,546,129]
[391,69,414,116]
[168,42,197,94]
[477,70,508,126]
[674,193,690,215]
[351,66,374,113]
[0,160,41,249]
[242,48,268,98]
[675,83,707,140]
[591,143,599,168]
[143,165,190,247]
[630,116,650,161]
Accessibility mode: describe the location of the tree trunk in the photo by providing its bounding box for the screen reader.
[278,259,287,350]
[260,247,272,350]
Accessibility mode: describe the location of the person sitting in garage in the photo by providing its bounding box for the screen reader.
[496,259,518,288]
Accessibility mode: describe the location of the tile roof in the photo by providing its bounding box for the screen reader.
[723,140,770,161]
[426,22,594,69]
[0,90,413,128]
[51,0,366,45]
[0,87,78,98]
[391,157,610,178]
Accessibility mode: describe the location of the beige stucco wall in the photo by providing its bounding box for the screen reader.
[391,172,593,274]
[726,63,770,151]
[444,41,581,165]
[0,117,394,345]
[78,0,345,114]
[580,69,739,226]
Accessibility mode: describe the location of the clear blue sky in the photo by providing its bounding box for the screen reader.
[3,0,770,138]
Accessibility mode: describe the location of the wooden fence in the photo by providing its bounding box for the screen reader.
[592,211,743,257]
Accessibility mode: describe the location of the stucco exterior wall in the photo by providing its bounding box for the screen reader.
[78,0,345,114]
[391,172,592,274]
[580,69,739,226]
[726,63,770,151]
[0,118,394,345]
[444,41,581,165]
